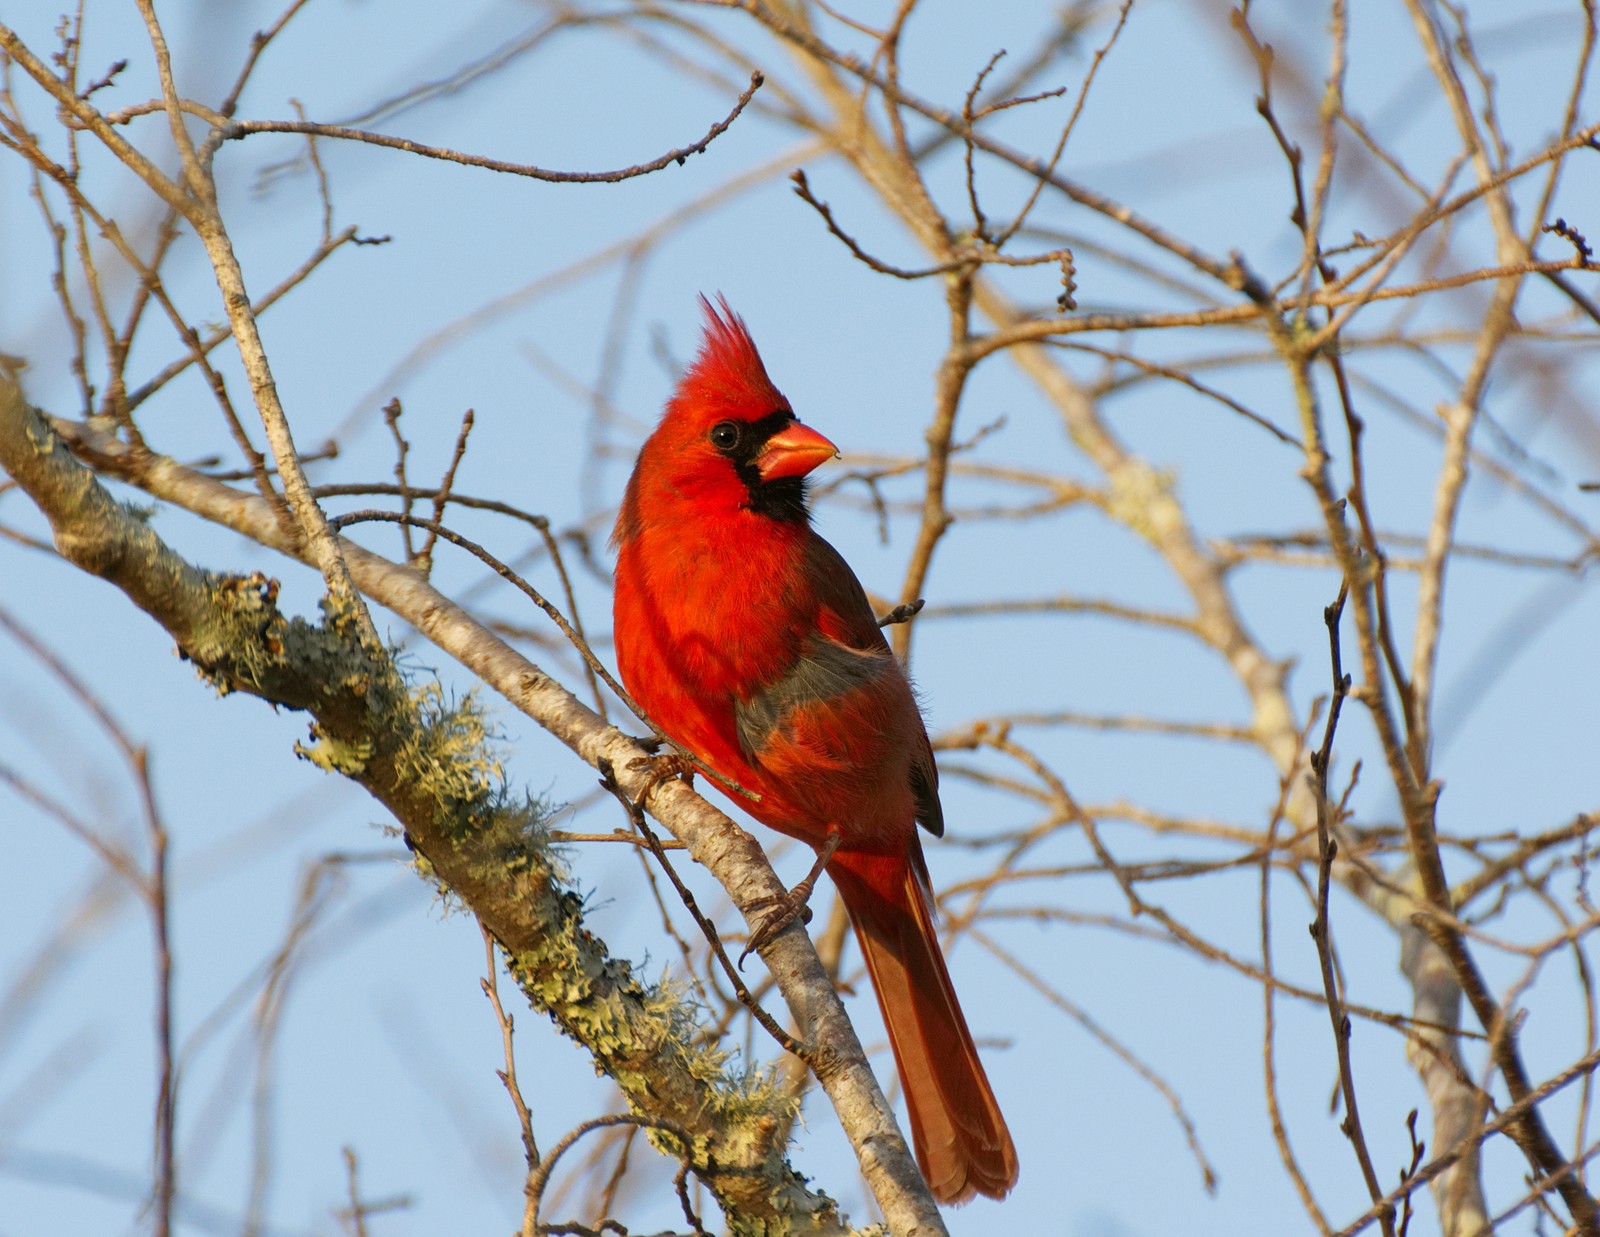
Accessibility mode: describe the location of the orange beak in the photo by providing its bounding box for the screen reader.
[755,421,838,482]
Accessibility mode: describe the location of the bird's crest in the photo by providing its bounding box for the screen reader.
[672,295,789,422]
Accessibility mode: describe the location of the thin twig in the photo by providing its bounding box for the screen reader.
[1308,584,1396,1237]
[223,73,766,184]
[596,760,806,1059]
[480,925,540,1237]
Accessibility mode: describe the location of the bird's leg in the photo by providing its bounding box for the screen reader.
[739,829,843,966]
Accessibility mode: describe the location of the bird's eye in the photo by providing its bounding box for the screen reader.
[709,421,741,451]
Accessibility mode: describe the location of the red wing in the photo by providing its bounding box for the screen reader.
[798,535,944,839]
[801,535,894,655]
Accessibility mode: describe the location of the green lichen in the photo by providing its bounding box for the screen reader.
[501,902,797,1160]
[389,684,559,876]
[392,684,503,824]
[189,573,330,698]
[217,605,815,1225]
[295,722,374,775]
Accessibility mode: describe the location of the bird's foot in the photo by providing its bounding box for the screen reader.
[738,831,843,967]
[628,746,696,805]
[739,889,817,966]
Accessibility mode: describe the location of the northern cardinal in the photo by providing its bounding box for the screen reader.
[611,297,1018,1203]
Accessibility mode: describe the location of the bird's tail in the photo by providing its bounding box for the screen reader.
[829,846,1018,1204]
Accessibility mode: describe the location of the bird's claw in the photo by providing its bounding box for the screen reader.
[736,831,842,968]
[628,748,695,805]
[738,888,817,968]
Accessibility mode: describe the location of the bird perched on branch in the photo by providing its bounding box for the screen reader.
[611,296,1017,1204]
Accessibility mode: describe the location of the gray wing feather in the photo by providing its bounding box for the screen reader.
[734,634,888,759]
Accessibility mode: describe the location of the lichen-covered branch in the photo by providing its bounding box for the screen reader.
[0,373,916,1236]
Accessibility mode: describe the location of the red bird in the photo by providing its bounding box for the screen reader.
[611,297,1018,1204]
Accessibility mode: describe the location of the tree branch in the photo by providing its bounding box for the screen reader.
[0,376,944,1236]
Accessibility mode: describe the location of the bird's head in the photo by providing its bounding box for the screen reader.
[642,296,839,524]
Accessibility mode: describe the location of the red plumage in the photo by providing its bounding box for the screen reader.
[611,296,1018,1204]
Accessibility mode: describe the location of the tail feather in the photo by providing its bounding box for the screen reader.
[830,847,1018,1204]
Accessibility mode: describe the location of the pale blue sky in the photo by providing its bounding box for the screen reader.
[3,2,1598,1235]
